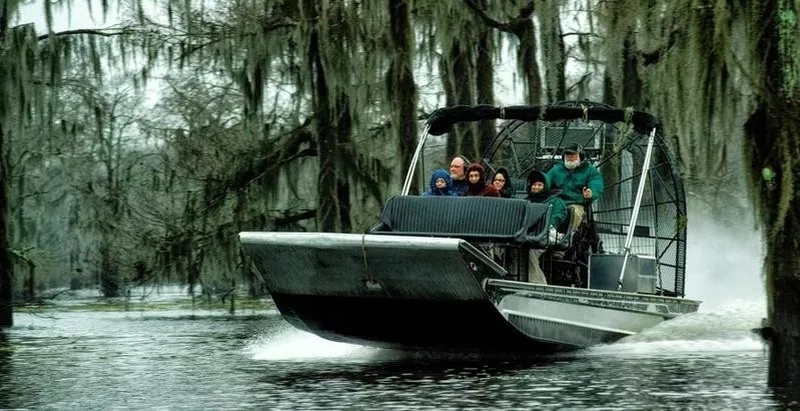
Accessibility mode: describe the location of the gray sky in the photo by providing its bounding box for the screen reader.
[15,0,123,32]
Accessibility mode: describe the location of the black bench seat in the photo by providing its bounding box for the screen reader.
[369,196,552,248]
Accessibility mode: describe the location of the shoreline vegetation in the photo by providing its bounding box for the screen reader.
[11,286,276,314]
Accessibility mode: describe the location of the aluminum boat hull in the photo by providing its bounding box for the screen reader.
[239,232,699,353]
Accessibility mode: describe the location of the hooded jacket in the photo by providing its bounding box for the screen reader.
[493,167,514,198]
[527,169,568,229]
[464,163,501,197]
[422,168,456,196]
[546,158,605,205]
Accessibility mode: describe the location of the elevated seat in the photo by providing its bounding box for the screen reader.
[370,196,552,248]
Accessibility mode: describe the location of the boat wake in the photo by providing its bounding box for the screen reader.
[583,299,766,357]
[585,209,767,357]
[244,323,381,362]
[243,325,525,363]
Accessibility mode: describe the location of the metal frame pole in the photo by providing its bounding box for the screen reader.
[401,123,432,196]
[618,128,657,290]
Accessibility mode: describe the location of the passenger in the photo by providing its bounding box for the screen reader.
[421,168,456,196]
[546,143,604,231]
[526,170,568,285]
[491,167,514,198]
[527,170,568,228]
[487,167,513,265]
[449,155,470,196]
[464,163,501,197]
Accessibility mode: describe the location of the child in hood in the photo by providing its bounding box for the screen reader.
[422,168,456,196]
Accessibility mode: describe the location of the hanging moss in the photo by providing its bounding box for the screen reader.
[777,2,799,95]
[594,0,757,212]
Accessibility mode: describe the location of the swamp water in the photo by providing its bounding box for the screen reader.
[0,216,788,410]
[0,299,779,410]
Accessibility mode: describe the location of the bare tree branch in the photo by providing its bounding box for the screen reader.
[561,31,602,38]
[37,28,133,41]
[463,0,514,31]
[463,0,536,34]
[567,72,593,94]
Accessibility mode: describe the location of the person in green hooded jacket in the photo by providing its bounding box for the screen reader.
[546,143,604,231]
[527,170,567,229]
[526,169,568,285]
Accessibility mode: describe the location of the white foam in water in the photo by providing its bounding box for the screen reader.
[244,324,380,362]
[242,324,492,363]
[586,302,768,356]
[683,203,766,312]
[587,337,765,357]
[587,203,769,356]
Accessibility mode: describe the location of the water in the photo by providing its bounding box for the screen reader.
[0,215,791,410]
[0,301,784,410]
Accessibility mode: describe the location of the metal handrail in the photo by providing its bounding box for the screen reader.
[401,123,432,196]
[618,128,657,290]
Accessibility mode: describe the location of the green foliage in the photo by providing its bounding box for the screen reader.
[594,0,759,217]
[14,0,782,299]
[4,0,419,294]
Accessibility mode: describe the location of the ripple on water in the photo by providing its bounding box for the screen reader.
[0,299,785,410]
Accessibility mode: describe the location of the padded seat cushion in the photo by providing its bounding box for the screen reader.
[370,195,551,248]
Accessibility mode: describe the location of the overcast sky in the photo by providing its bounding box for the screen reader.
[15,0,124,32]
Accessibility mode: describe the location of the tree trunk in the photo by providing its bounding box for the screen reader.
[441,39,476,161]
[463,1,542,105]
[389,0,418,190]
[0,123,11,327]
[539,1,566,102]
[307,3,341,232]
[744,0,800,393]
[621,30,643,108]
[475,18,494,160]
[518,23,543,105]
[440,56,459,162]
[602,72,616,107]
[18,171,32,300]
[0,0,13,327]
[336,94,352,233]
[15,173,24,241]
[751,97,800,391]
[767,249,800,391]
[99,243,119,297]
[23,261,34,300]
[15,171,34,299]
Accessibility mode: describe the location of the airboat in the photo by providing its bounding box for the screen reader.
[239,102,701,353]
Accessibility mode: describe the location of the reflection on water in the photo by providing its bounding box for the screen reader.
[0,303,786,410]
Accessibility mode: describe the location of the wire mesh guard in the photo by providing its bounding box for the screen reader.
[478,118,687,297]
